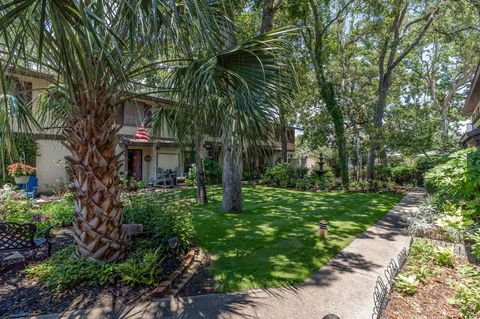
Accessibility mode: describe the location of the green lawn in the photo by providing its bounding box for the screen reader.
[187,185,402,292]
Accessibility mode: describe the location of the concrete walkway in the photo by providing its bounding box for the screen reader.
[37,189,425,319]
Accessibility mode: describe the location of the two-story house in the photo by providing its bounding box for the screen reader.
[462,65,480,147]
[6,70,296,193]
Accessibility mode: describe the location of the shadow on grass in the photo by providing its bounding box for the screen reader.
[190,185,403,292]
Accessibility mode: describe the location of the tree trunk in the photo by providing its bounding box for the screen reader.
[320,82,349,186]
[221,122,243,213]
[194,135,208,204]
[353,121,362,181]
[260,0,287,163]
[260,0,281,34]
[280,109,288,163]
[366,74,390,180]
[66,94,125,262]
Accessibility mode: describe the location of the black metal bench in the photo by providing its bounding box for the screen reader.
[0,222,52,262]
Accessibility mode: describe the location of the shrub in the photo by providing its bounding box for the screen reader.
[204,156,222,184]
[391,163,417,185]
[394,273,419,295]
[424,148,480,221]
[466,229,480,259]
[449,265,480,319]
[40,192,75,228]
[185,164,196,187]
[123,193,195,254]
[0,189,35,221]
[261,163,296,188]
[373,164,392,182]
[433,246,454,267]
[25,244,164,293]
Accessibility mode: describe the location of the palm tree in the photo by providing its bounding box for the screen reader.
[169,29,296,213]
[0,1,295,259]
[0,0,222,262]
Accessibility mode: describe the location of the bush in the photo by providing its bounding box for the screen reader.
[204,156,222,184]
[424,148,480,224]
[391,163,417,185]
[185,164,196,187]
[25,244,164,293]
[433,246,454,267]
[394,273,419,295]
[123,193,195,254]
[373,164,392,182]
[261,163,296,188]
[40,192,75,228]
[0,189,35,221]
[449,265,480,319]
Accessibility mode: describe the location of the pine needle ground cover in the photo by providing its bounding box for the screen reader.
[189,185,403,292]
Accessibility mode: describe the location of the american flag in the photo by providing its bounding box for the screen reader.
[134,124,151,142]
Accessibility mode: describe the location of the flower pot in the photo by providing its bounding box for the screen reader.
[14,176,28,184]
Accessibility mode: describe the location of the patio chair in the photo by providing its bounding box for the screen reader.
[24,176,38,199]
[176,166,185,184]
[156,168,173,188]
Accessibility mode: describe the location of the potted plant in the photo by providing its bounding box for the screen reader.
[7,163,36,184]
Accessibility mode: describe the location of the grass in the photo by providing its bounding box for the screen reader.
[186,185,403,292]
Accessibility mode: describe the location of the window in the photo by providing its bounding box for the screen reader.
[123,101,150,126]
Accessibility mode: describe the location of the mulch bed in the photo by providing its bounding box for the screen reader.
[0,228,185,317]
[178,254,216,296]
[381,258,472,319]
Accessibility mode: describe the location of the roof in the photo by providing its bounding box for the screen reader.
[463,64,480,116]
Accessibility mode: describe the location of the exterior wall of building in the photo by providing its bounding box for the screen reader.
[6,72,295,192]
[35,139,70,193]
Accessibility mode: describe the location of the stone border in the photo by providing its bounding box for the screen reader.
[150,248,198,298]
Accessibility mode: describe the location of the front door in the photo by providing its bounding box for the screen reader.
[127,149,142,180]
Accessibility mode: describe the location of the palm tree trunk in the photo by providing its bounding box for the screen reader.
[194,134,208,204]
[221,122,243,213]
[65,95,125,262]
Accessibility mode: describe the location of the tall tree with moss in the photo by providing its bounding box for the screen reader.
[299,0,354,186]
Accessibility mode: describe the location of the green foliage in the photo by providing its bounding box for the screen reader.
[433,246,454,267]
[373,164,392,182]
[0,189,35,221]
[185,164,197,187]
[424,148,480,221]
[40,192,75,228]
[394,273,419,295]
[123,193,195,254]
[409,239,435,264]
[204,156,221,185]
[391,163,417,185]
[25,244,163,293]
[261,163,297,188]
[412,265,432,284]
[115,248,162,285]
[466,229,480,259]
[1,191,74,231]
[185,158,222,187]
[119,173,145,191]
[449,265,480,319]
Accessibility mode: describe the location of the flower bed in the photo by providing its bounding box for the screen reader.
[381,239,480,319]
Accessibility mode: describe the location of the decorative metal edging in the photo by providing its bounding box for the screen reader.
[372,237,478,319]
[372,238,412,319]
